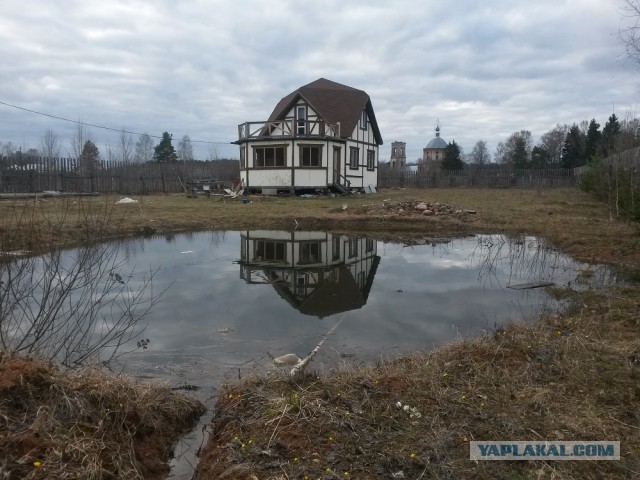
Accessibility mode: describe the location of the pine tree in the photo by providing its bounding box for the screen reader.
[512,136,529,169]
[79,140,101,175]
[601,114,621,156]
[153,132,178,163]
[561,125,586,168]
[441,140,464,170]
[584,119,601,161]
[530,146,551,168]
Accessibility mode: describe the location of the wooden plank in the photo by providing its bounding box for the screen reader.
[507,281,554,290]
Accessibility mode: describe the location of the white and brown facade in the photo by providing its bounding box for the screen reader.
[235,78,383,194]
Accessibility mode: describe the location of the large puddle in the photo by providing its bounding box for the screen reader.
[1,230,619,478]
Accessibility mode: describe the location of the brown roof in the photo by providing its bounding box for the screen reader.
[266,78,383,145]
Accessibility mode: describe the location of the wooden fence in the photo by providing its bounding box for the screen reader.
[0,157,240,194]
[378,167,577,189]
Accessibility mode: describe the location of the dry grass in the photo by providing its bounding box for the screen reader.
[1,188,638,266]
[2,187,640,479]
[196,291,640,479]
[0,354,205,479]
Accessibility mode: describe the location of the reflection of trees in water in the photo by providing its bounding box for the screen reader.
[469,234,561,288]
[469,234,617,290]
[394,233,618,292]
[0,243,162,367]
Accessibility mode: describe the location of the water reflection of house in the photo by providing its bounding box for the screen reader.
[239,231,380,318]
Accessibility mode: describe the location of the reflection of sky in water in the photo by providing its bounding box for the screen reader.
[84,231,614,393]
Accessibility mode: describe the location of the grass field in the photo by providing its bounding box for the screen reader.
[1,187,639,479]
[1,188,638,266]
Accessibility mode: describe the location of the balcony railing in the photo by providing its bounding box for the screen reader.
[238,119,341,141]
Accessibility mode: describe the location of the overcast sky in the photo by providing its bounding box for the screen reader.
[1,0,638,162]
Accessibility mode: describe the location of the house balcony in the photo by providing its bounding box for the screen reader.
[237,119,341,143]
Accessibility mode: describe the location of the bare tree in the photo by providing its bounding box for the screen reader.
[539,124,568,165]
[71,122,92,163]
[0,199,163,367]
[119,128,134,164]
[0,141,16,159]
[177,134,194,163]
[39,129,61,188]
[40,129,61,161]
[620,0,640,65]
[469,139,490,166]
[104,142,118,163]
[208,144,220,161]
[134,133,154,163]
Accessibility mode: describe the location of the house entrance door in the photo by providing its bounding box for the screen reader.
[333,147,341,185]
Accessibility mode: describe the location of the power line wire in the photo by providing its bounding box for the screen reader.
[0,100,231,145]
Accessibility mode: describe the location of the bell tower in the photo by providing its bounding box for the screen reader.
[390,141,406,168]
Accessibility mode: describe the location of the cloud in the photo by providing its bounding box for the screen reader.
[0,0,637,160]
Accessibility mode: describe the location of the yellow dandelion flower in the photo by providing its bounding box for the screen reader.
[410,453,416,459]
[33,462,42,467]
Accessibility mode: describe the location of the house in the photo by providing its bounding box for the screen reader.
[234,78,383,194]
[238,230,380,318]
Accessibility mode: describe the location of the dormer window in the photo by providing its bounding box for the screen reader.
[360,109,367,130]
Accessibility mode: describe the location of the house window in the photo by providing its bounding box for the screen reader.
[300,145,322,167]
[297,105,307,135]
[254,146,286,167]
[367,149,375,171]
[299,241,322,264]
[348,237,358,258]
[401,146,404,155]
[349,147,359,169]
[392,147,396,156]
[332,236,341,260]
[365,238,374,253]
[360,109,367,130]
[254,240,286,262]
[239,147,245,169]
[296,274,307,296]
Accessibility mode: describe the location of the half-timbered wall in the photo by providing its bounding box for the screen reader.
[238,100,380,191]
